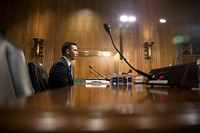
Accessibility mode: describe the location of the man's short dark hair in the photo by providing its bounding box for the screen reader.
[61,42,77,55]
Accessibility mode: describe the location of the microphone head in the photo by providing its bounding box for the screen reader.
[89,66,92,69]
[103,23,111,34]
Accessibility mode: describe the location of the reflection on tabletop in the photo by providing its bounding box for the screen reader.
[1,84,200,133]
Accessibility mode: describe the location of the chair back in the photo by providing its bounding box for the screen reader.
[28,62,48,92]
[0,34,33,105]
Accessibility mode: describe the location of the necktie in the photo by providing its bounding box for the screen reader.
[69,65,74,85]
[69,65,73,77]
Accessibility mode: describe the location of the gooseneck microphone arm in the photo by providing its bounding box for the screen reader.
[103,23,151,79]
[89,66,110,81]
[90,71,99,79]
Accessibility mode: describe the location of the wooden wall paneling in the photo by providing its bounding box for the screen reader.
[26,0,40,63]
[42,0,57,73]
[74,56,116,79]
[1,0,200,78]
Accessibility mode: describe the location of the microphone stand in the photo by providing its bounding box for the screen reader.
[90,71,99,79]
[104,23,152,79]
[89,66,110,81]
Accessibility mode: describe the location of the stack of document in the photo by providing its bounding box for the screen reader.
[85,79,110,84]
[85,79,110,88]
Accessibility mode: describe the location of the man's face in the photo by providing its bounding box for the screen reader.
[67,45,78,61]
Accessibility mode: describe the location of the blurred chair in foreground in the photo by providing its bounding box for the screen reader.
[0,34,33,105]
[28,62,48,92]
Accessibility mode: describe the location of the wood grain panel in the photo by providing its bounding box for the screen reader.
[74,56,116,79]
[1,0,200,78]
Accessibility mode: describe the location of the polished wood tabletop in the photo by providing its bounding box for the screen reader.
[1,83,200,133]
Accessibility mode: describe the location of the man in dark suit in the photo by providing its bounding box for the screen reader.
[48,42,78,89]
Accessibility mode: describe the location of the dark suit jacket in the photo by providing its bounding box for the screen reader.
[48,57,74,89]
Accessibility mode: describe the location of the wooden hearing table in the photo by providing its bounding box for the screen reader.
[0,84,200,133]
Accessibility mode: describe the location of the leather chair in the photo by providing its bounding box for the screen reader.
[28,62,48,92]
[0,34,33,105]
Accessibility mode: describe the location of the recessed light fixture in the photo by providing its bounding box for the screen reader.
[120,15,136,22]
[159,19,166,23]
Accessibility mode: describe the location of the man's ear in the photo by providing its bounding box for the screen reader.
[66,49,70,54]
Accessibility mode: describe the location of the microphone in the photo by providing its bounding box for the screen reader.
[89,66,110,81]
[103,23,111,34]
[103,23,152,79]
